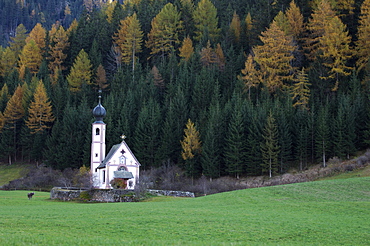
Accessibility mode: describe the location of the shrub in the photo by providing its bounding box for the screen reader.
[79,190,92,201]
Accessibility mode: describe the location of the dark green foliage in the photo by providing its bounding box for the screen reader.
[132,98,162,169]
[260,111,280,178]
[224,92,247,178]
[201,98,224,179]
[315,103,330,167]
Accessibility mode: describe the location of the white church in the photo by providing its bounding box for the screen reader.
[90,94,140,189]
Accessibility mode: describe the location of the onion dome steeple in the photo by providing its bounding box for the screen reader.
[92,90,106,123]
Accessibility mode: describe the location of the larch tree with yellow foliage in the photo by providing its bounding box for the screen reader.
[2,85,24,129]
[179,35,194,62]
[146,3,182,59]
[319,15,353,89]
[67,49,92,92]
[291,68,311,110]
[253,20,296,93]
[25,80,55,134]
[229,11,241,43]
[305,0,336,60]
[285,0,304,40]
[0,47,17,77]
[48,26,70,76]
[356,0,370,72]
[181,119,202,179]
[113,13,143,73]
[239,54,260,100]
[193,0,220,43]
[25,23,46,51]
[18,40,43,78]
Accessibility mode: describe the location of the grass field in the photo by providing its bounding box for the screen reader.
[1,178,369,245]
[0,163,30,187]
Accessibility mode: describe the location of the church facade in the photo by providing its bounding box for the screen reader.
[90,95,140,189]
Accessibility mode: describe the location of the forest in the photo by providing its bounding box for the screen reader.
[1,0,370,179]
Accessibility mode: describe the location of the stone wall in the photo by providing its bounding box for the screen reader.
[147,189,195,198]
[50,187,195,202]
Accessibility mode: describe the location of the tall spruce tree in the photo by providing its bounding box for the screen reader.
[260,111,280,178]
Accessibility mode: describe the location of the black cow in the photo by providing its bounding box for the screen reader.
[27,192,35,200]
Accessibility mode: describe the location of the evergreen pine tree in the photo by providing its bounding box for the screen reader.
[260,111,280,178]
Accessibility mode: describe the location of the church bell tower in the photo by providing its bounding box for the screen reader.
[91,91,106,187]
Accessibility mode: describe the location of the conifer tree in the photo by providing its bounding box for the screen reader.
[48,26,69,77]
[201,100,223,179]
[179,0,195,36]
[229,11,241,44]
[179,35,194,62]
[285,0,304,40]
[244,12,254,46]
[95,64,109,91]
[67,49,92,92]
[319,16,353,87]
[239,54,260,100]
[0,47,17,77]
[113,13,143,72]
[273,11,290,35]
[356,0,370,72]
[3,85,24,128]
[200,40,217,67]
[0,84,10,112]
[253,20,296,93]
[146,3,182,59]
[224,95,246,179]
[181,119,202,178]
[305,0,336,60]
[25,23,46,51]
[315,104,330,167]
[193,0,220,43]
[2,85,24,164]
[260,111,280,178]
[9,24,27,57]
[18,40,43,78]
[25,80,55,134]
[291,68,311,110]
[133,98,162,169]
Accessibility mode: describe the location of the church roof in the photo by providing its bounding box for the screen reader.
[97,140,141,169]
[114,170,134,179]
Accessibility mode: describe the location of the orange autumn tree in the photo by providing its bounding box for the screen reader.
[113,13,143,72]
[95,64,109,91]
[25,80,55,134]
[286,0,304,40]
[179,35,194,62]
[48,26,70,79]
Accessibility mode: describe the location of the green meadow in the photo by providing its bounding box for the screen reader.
[1,178,369,245]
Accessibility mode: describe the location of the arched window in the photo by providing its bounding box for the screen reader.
[96,128,100,135]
